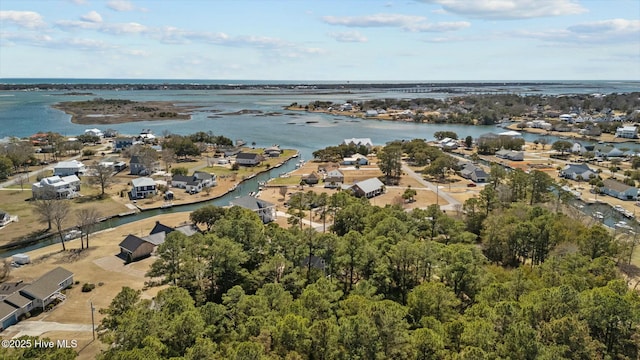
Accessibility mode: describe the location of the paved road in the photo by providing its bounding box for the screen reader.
[276,211,326,232]
[8,320,93,337]
[401,163,461,211]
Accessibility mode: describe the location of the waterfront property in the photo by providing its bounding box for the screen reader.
[32,175,81,199]
[600,179,638,200]
[324,169,345,188]
[593,144,624,158]
[130,177,157,199]
[616,126,638,139]
[114,137,134,151]
[559,163,597,181]
[301,172,320,185]
[236,152,263,166]
[342,153,369,166]
[343,138,373,149]
[53,160,86,177]
[350,178,385,198]
[229,196,276,223]
[171,171,216,193]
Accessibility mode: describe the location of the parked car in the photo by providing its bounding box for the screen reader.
[467,183,477,187]
[63,229,82,241]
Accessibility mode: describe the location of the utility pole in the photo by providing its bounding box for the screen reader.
[91,301,95,340]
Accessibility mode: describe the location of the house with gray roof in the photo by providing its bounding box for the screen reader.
[131,177,157,199]
[4,292,34,318]
[594,144,624,158]
[495,149,524,161]
[350,178,385,198]
[601,179,638,200]
[236,152,263,166]
[0,301,18,330]
[171,171,216,193]
[559,163,597,181]
[324,169,344,188]
[459,163,488,183]
[19,267,73,311]
[229,196,276,223]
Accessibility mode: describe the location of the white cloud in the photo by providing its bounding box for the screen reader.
[107,0,134,12]
[327,31,368,42]
[418,0,587,20]
[101,22,148,34]
[121,49,150,57]
[68,0,88,5]
[55,19,100,30]
[0,11,47,28]
[80,11,103,23]
[322,13,469,32]
[322,13,426,28]
[516,18,640,44]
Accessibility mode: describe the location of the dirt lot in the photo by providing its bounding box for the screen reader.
[1,213,189,359]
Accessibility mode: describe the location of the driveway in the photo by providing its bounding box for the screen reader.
[401,163,461,211]
[8,320,93,337]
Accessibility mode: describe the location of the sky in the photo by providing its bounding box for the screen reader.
[0,0,639,81]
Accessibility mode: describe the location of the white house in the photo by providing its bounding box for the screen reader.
[131,177,157,199]
[350,178,385,198]
[615,126,638,139]
[53,160,85,177]
[84,128,103,138]
[559,164,596,181]
[342,153,369,166]
[32,175,81,199]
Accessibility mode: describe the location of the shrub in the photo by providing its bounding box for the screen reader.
[98,282,104,287]
[82,283,96,293]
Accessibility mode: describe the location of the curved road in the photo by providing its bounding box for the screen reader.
[401,163,461,211]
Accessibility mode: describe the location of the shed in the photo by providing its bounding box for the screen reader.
[12,254,30,265]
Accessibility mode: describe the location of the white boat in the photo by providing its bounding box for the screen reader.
[615,221,633,230]
[614,205,625,213]
[593,211,604,220]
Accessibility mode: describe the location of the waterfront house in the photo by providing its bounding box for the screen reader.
[229,196,276,223]
[342,153,369,166]
[264,145,282,157]
[615,126,638,139]
[350,178,385,198]
[84,128,103,138]
[171,171,216,193]
[365,110,378,117]
[342,138,373,149]
[459,163,488,183]
[324,169,344,188]
[53,160,85,177]
[601,179,638,200]
[32,175,81,199]
[236,152,263,166]
[438,137,459,150]
[114,137,134,151]
[559,164,596,181]
[130,177,157,199]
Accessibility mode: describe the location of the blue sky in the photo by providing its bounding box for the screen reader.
[1,0,638,80]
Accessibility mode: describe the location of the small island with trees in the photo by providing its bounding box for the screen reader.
[53,98,193,124]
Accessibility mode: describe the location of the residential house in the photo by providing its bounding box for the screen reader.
[99,158,127,172]
[4,292,34,318]
[301,172,320,185]
[601,179,638,200]
[264,145,282,157]
[119,221,200,262]
[171,171,216,193]
[53,160,85,177]
[593,144,624,158]
[579,125,602,137]
[103,129,118,138]
[324,170,344,188]
[342,138,373,149]
[0,282,28,301]
[438,137,459,150]
[32,175,81,199]
[559,164,597,181]
[84,128,103,138]
[615,126,638,139]
[236,152,263,166]
[130,155,159,176]
[118,234,155,262]
[130,177,157,199]
[571,143,583,154]
[114,137,134,151]
[365,110,378,117]
[459,163,488,183]
[19,267,73,311]
[342,153,369,166]
[527,120,552,130]
[229,196,276,223]
[0,302,18,330]
[350,178,385,198]
[495,149,524,161]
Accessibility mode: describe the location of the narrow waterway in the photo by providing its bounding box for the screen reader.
[1,157,300,257]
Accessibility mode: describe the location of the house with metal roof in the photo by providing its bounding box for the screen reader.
[324,170,344,188]
[229,196,276,223]
[53,160,86,177]
[235,152,263,166]
[601,179,638,200]
[615,126,638,139]
[350,178,385,198]
[32,175,81,199]
[342,138,373,149]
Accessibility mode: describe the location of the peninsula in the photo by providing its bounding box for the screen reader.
[53,98,193,124]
